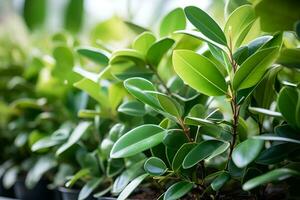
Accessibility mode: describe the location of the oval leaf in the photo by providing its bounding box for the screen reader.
[164,181,194,200]
[160,8,186,37]
[144,157,167,176]
[184,6,227,45]
[110,125,167,158]
[183,140,229,169]
[242,168,299,191]
[173,50,227,96]
[232,138,264,168]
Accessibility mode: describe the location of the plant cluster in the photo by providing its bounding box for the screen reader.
[1,2,300,200]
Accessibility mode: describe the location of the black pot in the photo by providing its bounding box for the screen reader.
[14,178,54,200]
[58,187,96,200]
[0,177,15,198]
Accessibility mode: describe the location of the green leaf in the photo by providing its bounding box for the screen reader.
[74,78,109,107]
[184,116,216,127]
[173,50,227,96]
[146,38,175,67]
[25,156,57,189]
[232,139,264,168]
[256,143,298,165]
[252,134,300,145]
[132,32,156,55]
[64,0,84,33]
[242,168,300,190]
[184,6,227,46]
[248,107,282,118]
[211,171,230,191]
[224,5,255,50]
[163,130,189,149]
[31,136,61,152]
[112,160,145,194]
[124,77,161,110]
[118,101,146,117]
[164,181,194,200]
[3,166,19,189]
[144,157,168,176]
[23,0,46,30]
[233,47,280,90]
[77,47,110,66]
[56,122,91,156]
[160,8,186,37]
[183,140,229,169]
[110,125,167,158]
[172,143,196,171]
[277,48,300,69]
[65,168,90,188]
[277,87,300,128]
[150,91,182,118]
[117,174,148,200]
[78,178,103,200]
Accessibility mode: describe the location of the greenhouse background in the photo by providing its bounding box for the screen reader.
[1,0,300,200]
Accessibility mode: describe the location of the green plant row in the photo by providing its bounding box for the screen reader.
[1,2,300,200]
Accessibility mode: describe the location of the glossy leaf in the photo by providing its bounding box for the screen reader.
[132,32,156,55]
[117,174,148,200]
[252,134,300,144]
[160,8,186,37]
[56,122,91,156]
[211,171,230,191]
[164,181,194,200]
[248,107,282,118]
[173,50,227,96]
[124,77,161,110]
[224,5,255,50]
[78,178,102,200]
[118,101,146,117]
[277,48,300,69]
[144,157,167,176]
[110,125,167,158]
[163,130,189,149]
[146,38,175,67]
[242,168,299,190]
[183,140,228,169]
[233,47,280,90]
[172,143,196,171]
[232,139,264,168]
[184,6,227,45]
[277,87,300,128]
[77,47,109,65]
[112,160,144,194]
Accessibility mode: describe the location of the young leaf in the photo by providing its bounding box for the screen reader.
[173,50,228,96]
[117,174,148,200]
[224,5,255,50]
[232,139,264,168]
[183,140,229,169]
[160,8,186,37]
[118,101,146,117]
[164,181,194,200]
[277,87,300,128]
[110,125,167,158]
[184,6,227,46]
[233,47,280,90]
[77,47,110,65]
[132,32,156,55]
[124,77,161,110]
[144,157,168,176]
[146,38,175,67]
[242,168,300,191]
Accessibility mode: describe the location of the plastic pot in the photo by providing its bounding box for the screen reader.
[14,178,53,200]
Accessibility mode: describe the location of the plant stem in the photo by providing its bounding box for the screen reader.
[178,118,191,141]
[148,64,172,95]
